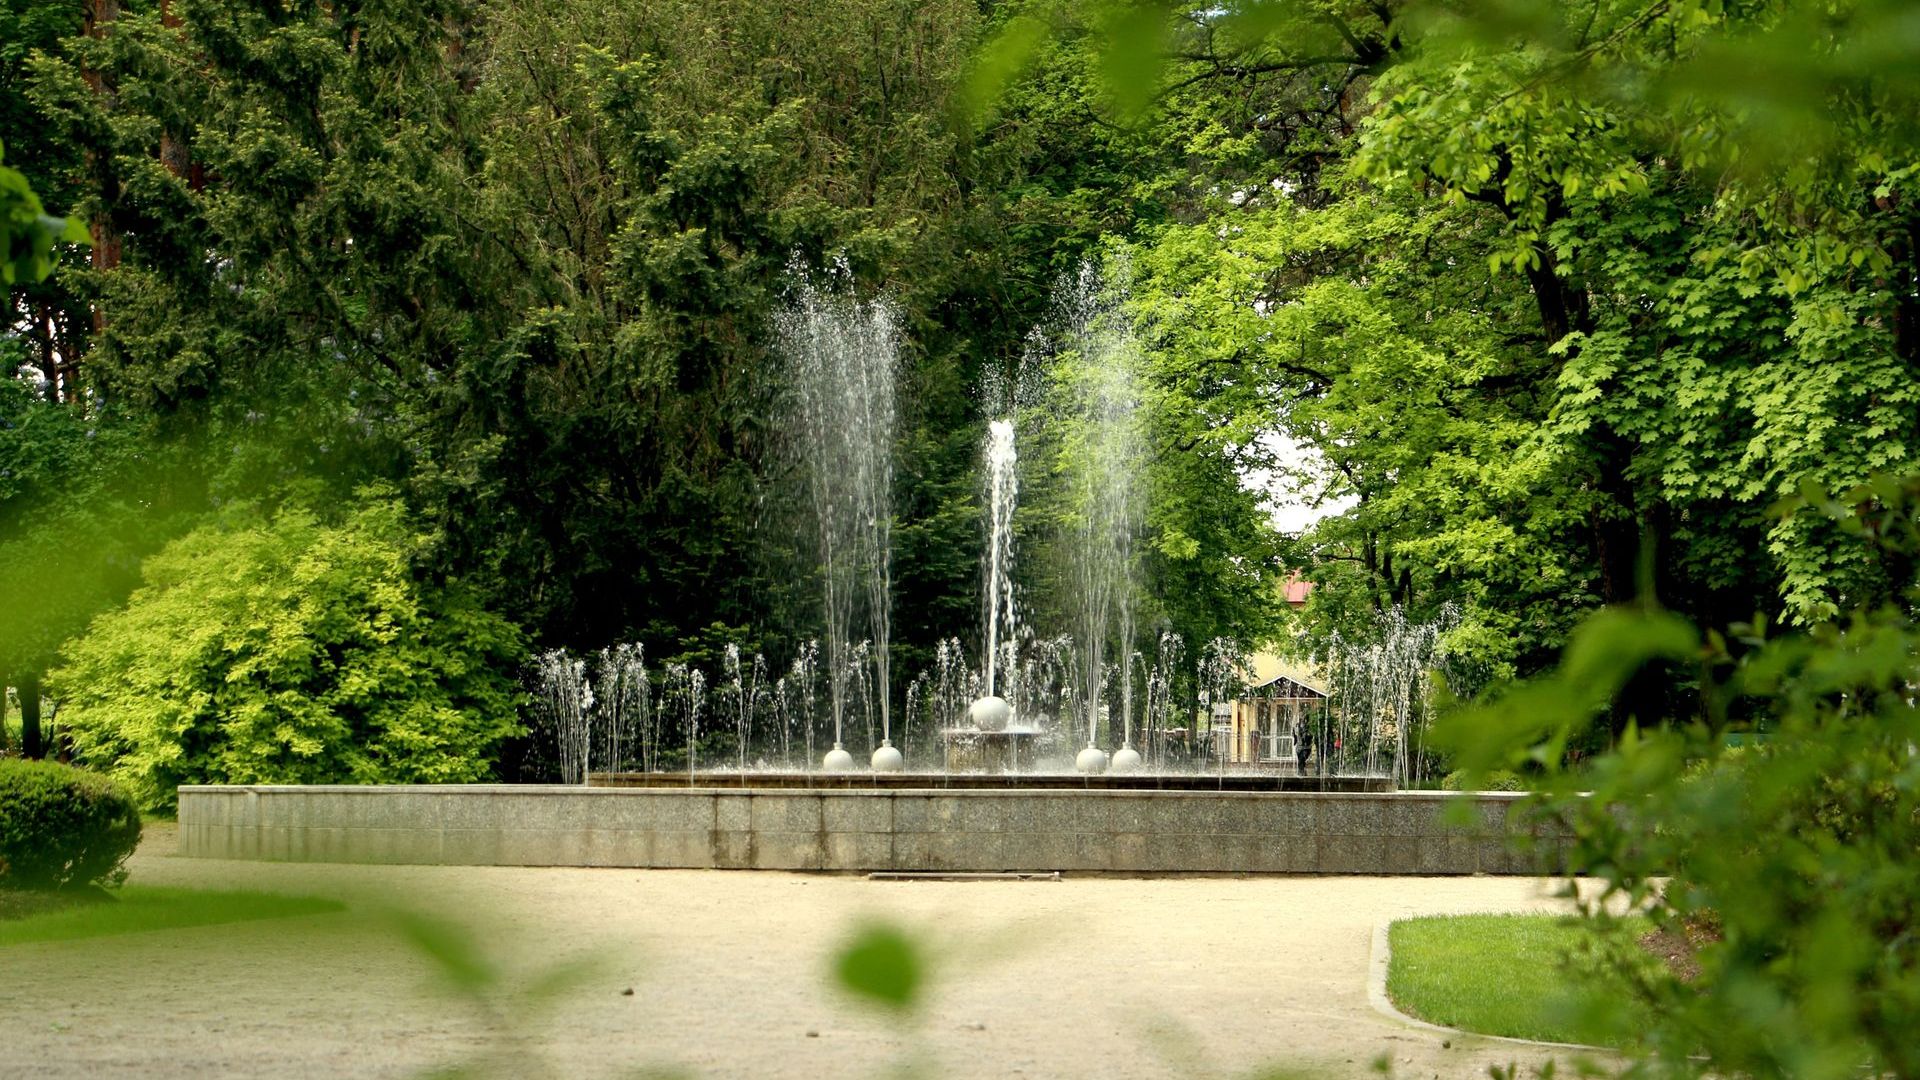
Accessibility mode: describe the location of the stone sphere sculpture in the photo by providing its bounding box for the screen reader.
[1108,746,1142,774]
[823,745,855,772]
[871,741,904,772]
[966,695,1012,732]
[1075,746,1109,774]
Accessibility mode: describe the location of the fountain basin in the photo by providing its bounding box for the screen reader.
[176,783,1556,875]
[590,771,1392,792]
[939,726,1042,773]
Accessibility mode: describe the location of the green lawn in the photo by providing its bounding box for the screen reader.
[1386,913,1649,1047]
[0,885,345,947]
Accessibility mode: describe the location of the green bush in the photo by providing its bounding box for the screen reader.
[0,760,141,891]
[1436,475,1920,1079]
[50,494,528,812]
[1439,768,1525,792]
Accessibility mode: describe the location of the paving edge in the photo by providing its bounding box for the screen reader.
[1366,923,1609,1054]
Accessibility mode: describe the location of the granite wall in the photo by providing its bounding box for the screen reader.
[176,785,1559,874]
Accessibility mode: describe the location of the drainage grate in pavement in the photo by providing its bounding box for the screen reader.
[866,871,1062,882]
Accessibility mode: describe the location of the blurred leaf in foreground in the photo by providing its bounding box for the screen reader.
[833,920,925,1012]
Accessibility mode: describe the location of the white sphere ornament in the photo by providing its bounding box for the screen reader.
[871,741,904,772]
[1075,746,1109,774]
[966,696,1012,732]
[1108,746,1142,774]
[823,745,855,773]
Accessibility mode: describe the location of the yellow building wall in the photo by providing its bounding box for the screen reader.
[1229,651,1327,764]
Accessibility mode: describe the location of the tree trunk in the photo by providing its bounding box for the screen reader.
[82,0,124,357]
[19,671,44,760]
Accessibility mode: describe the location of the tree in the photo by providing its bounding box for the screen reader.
[20,0,1286,729]
[2,0,92,385]
[974,0,1920,718]
[2,117,90,759]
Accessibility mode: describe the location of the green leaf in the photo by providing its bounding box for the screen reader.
[390,910,498,995]
[1095,3,1168,124]
[56,214,91,245]
[832,921,923,1011]
[960,14,1051,122]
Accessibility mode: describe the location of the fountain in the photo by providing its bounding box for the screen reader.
[1317,605,1462,786]
[971,417,1019,730]
[526,261,1440,791]
[941,394,1043,772]
[537,651,592,784]
[592,643,649,774]
[1042,262,1146,773]
[776,258,901,772]
[189,262,1545,882]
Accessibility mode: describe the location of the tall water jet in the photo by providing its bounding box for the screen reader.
[966,350,1048,749]
[981,418,1019,699]
[592,643,649,775]
[1037,261,1146,772]
[1109,647,1143,773]
[1143,631,1183,765]
[776,258,901,771]
[537,650,592,784]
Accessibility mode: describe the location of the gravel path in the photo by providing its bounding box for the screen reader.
[1,824,1599,1079]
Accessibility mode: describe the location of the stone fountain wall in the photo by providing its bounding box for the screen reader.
[176,785,1564,875]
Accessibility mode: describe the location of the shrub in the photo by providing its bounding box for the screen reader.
[1440,602,1920,1077]
[1439,768,1524,791]
[50,494,527,812]
[0,760,141,891]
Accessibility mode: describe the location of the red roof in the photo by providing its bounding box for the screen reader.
[1283,576,1315,607]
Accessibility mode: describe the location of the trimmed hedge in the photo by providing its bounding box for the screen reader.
[0,760,142,891]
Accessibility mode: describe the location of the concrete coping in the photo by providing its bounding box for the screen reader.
[178,784,1536,801]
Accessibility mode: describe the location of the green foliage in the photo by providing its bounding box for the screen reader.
[0,885,343,944]
[0,758,140,891]
[2,0,91,372]
[0,376,195,682]
[1435,479,1920,1078]
[388,907,612,1080]
[49,495,527,811]
[0,135,84,286]
[980,0,1920,700]
[1438,769,1523,793]
[14,0,1281,702]
[833,920,925,1011]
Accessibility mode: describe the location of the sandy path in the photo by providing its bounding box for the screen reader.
[0,825,1597,1079]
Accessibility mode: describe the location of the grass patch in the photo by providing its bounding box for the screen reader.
[1387,912,1649,1047]
[0,885,344,946]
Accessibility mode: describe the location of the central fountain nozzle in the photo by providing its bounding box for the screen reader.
[966,695,1012,732]
[871,740,904,772]
[823,743,855,772]
[1075,745,1109,774]
[1108,745,1141,774]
